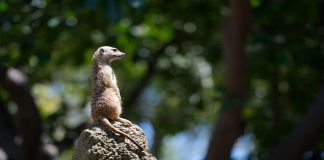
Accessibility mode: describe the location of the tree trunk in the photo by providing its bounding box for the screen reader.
[0,101,19,160]
[0,67,42,160]
[205,0,252,159]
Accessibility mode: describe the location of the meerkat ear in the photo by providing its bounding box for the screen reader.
[99,48,104,55]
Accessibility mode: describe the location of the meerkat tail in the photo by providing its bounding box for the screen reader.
[101,117,145,151]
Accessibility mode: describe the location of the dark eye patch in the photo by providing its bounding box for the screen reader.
[111,48,118,52]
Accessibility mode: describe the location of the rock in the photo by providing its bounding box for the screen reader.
[73,121,156,160]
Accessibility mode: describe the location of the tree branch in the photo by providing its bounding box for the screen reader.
[0,67,42,160]
[124,41,173,110]
[269,84,324,160]
[269,67,282,145]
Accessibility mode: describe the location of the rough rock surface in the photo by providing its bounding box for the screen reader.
[73,121,156,160]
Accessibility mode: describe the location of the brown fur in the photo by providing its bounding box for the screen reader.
[91,46,145,151]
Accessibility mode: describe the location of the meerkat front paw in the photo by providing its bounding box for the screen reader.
[117,118,133,126]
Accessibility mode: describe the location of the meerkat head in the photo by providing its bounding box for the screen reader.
[93,46,125,63]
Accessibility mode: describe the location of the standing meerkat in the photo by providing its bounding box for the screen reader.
[91,46,144,151]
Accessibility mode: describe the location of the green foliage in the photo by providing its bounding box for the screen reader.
[245,0,324,156]
[0,0,323,159]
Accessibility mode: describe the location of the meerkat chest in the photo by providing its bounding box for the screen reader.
[102,65,117,85]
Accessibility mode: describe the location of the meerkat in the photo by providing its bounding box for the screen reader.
[91,46,145,151]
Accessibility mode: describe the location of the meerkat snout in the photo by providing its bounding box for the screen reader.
[93,46,125,63]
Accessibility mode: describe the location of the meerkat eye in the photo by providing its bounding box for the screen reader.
[111,48,118,52]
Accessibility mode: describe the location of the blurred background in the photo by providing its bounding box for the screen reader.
[1,0,324,159]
